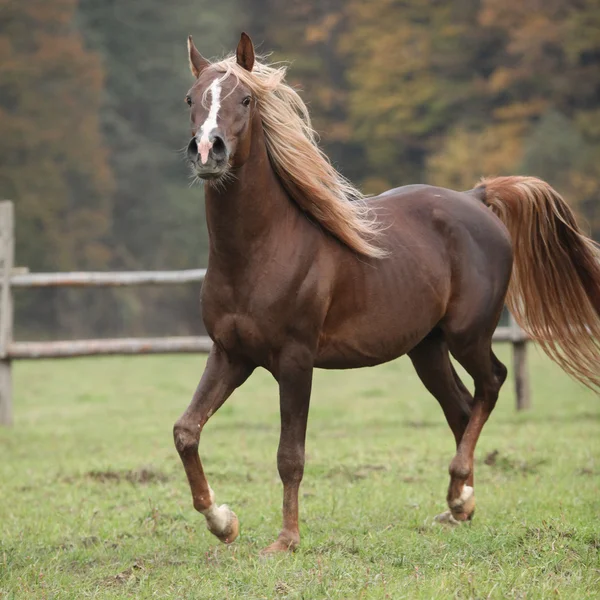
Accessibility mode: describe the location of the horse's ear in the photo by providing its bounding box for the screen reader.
[187,35,209,78]
[236,32,255,72]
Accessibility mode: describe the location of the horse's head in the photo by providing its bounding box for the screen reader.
[185,33,256,181]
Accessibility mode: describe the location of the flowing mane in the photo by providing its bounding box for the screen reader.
[210,55,385,258]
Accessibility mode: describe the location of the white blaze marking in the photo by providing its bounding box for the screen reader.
[197,78,221,164]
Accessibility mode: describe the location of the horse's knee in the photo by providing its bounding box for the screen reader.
[173,420,199,455]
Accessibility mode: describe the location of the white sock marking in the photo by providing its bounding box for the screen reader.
[198,78,221,164]
[449,485,474,510]
[201,486,231,534]
[460,485,474,503]
[202,503,231,532]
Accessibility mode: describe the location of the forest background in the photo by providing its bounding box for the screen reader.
[2,0,599,338]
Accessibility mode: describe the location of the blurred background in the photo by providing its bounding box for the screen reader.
[1,0,599,341]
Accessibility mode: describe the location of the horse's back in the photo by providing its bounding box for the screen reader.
[373,184,512,266]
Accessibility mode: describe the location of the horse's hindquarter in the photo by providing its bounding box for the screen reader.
[315,186,512,369]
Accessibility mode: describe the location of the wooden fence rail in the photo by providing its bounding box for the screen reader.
[10,269,207,288]
[0,200,530,426]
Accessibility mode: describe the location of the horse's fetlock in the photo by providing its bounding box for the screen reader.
[449,458,471,481]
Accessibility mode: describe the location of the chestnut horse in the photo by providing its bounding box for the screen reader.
[174,33,600,553]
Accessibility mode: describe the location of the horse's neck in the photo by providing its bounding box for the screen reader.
[204,122,295,268]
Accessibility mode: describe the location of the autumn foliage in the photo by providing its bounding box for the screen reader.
[1,0,599,336]
[0,0,113,271]
[255,0,600,233]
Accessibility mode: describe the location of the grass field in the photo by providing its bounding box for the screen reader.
[1,345,599,599]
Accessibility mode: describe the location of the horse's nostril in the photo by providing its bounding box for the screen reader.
[211,135,227,159]
[187,137,198,160]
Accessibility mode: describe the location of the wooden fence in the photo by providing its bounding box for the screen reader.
[0,200,530,426]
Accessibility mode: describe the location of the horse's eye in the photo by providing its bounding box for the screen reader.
[242,96,251,107]
[185,96,192,106]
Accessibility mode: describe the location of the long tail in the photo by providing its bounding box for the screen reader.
[477,176,600,391]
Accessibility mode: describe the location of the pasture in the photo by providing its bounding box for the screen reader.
[1,346,598,599]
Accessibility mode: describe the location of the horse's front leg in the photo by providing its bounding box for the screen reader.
[262,345,313,553]
[173,346,252,543]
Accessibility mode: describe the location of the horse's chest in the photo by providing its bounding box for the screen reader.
[208,312,276,364]
[201,265,321,366]
[202,285,282,363]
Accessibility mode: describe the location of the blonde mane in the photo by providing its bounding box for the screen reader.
[210,56,385,258]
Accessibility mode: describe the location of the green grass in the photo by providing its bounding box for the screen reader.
[1,346,599,599]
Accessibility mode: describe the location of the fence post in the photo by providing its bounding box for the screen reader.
[509,313,530,411]
[0,201,14,426]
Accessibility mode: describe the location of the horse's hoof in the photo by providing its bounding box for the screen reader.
[260,534,299,555]
[208,507,239,544]
[434,510,461,525]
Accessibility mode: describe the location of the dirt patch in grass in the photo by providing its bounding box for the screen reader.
[577,467,598,476]
[104,560,145,586]
[585,534,600,550]
[326,463,389,481]
[483,450,548,474]
[85,467,169,485]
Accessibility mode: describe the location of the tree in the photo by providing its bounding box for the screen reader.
[0,0,114,336]
[476,0,600,233]
[77,0,244,335]
[246,1,363,182]
[340,0,496,193]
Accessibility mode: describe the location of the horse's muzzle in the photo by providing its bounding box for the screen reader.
[187,134,229,179]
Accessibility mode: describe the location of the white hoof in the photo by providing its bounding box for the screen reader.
[201,488,240,543]
[202,502,233,534]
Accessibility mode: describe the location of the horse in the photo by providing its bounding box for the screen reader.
[173,32,600,554]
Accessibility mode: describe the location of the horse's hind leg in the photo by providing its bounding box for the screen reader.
[442,325,507,522]
[408,329,473,449]
[408,330,477,523]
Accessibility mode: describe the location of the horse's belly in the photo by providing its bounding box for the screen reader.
[314,309,441,369]
[314,249,449,369]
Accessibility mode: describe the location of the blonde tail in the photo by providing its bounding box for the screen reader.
[478,176,600,391]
